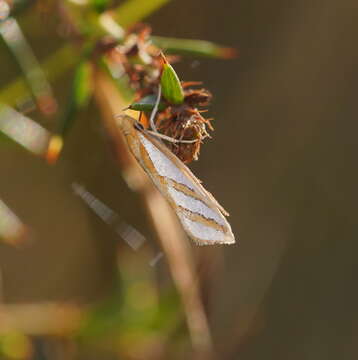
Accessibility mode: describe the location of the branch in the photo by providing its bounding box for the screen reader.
[0,303,83,335]
[0,45,78,107]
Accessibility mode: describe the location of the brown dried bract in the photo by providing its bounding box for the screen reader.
[104,24,161,95]
[184,88,212,107]
[155,96,213,163]
[100,24,215,163]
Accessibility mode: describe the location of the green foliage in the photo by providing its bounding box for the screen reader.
[160,55,184,105]
[90,0,112,13]
[129,94,166,112]
[59,61,93,136]
[0,128,15,146]
[73,62,93,107]
[113,0,170,27]
[76,262,183,355]
[152,36,237,58]
[0,332,31,360]
[0,45,77,107]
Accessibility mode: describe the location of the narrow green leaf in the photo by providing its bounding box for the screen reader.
[59,61,93,136]
[0,17,56,115]
[0,45,78,107]
[90,0,112,13]
[0,105,24,147]
[129,94,166,112]
[152,36,237,59]
[0,103,52,156]
[112,0,170,28]
[0,131,15,146]
[0,0,10,20]
[160,54,184,105]
[99,57,135,102]
[73,62,93,107]
[0,197,27,246]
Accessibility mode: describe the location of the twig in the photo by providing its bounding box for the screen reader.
[92,69,214,357]
[0,303,83,335]
[0,45,77,106]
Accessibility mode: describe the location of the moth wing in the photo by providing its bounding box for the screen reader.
[135,129,235,245]
[144,131,230,216]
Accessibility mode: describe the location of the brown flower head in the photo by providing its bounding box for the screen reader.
[101,25,216,163]
[154,83,213,163]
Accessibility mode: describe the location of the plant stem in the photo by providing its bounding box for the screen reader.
[0,303,83,335]
[112,0,170,27]
[0,45,78,106]
[92,69,214,357]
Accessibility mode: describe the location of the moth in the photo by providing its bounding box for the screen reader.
[117,114,235,245]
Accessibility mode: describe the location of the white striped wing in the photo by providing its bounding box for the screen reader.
[119,115,235,245]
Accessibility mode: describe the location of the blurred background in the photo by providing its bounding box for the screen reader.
[0,0,357,359]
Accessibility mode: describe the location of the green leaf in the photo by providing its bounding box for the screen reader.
[99,57,135,102]
[0,45,78,107]
[0,131,16,146]
[59,61,93,136]
[160,54,184,105]
[73,62,93,107]
[90,0,112,13]
[0,103,52,156]
[112,0,170,28]
[0,17,56,115]
[129,94,166,112]
[152,36,237,59]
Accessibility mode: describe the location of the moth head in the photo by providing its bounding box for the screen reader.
[116,114,138,136]
[134,121,145,131]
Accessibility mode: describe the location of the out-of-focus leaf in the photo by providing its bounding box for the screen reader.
[90,0,112,13]
[0,0,10,20]
[0,45,77,107]
[112,0,170,28]
[0,198,27,246]
[74,62,93,107]
[98,12,125,39]
[160,53,184,105]
[151,289,181,331]
[129,94,166,112]
[59,61,93,136]
[46,135,64,164]
[76,278,124,340]
[0,103,51,156]
[0,103,62,163]
[99,57,135,102]
[0,332,32,359]
[0,17,57,116]
[0,130,15,145]
[152,36,237,59]
[77,271,182,346]
[8,0,32,17]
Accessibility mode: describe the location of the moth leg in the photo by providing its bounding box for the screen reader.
[146,130,199,144]
[149,85,162,133]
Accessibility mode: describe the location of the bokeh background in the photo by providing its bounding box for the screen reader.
[0,0,357,359]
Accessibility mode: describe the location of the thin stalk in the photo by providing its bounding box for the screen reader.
[0,45,78,106]
[112,0,170,28]
[0,303,83,335]
[92,69,214,357]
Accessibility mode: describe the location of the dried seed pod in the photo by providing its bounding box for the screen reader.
[102,24,217,163]
[156,106,212,163]
[184,87,212,107]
